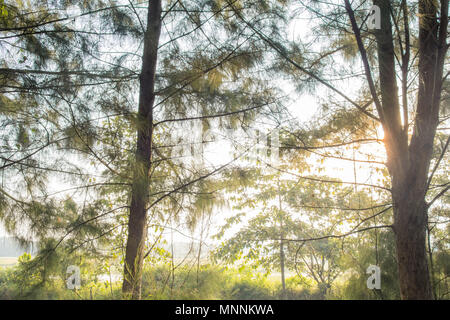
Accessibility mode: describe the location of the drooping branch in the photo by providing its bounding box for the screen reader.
[282,224,392,243]
[344,0,384,122]
[225,0,380,122]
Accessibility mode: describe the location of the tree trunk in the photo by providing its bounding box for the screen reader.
[350,0,449,299]
[373,0,447,300]
[393,195,432,299]
[395,0,447,300]
[280,231,286,299]
[277,182,286,299]
[122,0,162,299]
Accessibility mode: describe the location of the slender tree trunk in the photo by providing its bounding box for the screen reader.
[122,0,162,299]
[280,227,286,298]
[277,181,286,299]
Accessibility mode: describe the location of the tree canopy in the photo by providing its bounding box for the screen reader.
[0,0,448,301]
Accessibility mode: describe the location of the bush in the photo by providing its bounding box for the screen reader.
[1,258,322,300]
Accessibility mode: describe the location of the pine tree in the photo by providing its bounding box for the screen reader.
[228,0,448,299]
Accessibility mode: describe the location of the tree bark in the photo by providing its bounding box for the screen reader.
[372,0,448,300]
[122,0,162,299]
[394,0,447,300]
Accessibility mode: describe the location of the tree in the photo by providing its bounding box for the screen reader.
[0,0,287,299]
[1,0,446,301]
[343,0,448,299]
[213,168,294,296]
[0,0,130,265]
[213,167,354,298]
[225,0,448,299]
[120,0,288,298]
[121,0,162,299]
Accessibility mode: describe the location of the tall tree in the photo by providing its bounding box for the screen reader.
[343,0,448,299]
[122,0,162,299]
[1,0,285,299]
[227,0,448,299]
[120,0,287,298]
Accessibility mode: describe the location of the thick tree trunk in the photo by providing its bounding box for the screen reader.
[122,0,162,299]
[390,109,437,300]
[392,0,447,300]
[393,197,432,299]
[371,0,447,299]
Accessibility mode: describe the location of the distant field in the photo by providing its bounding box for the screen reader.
[268,271,295,281]
[0,257,18,267]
